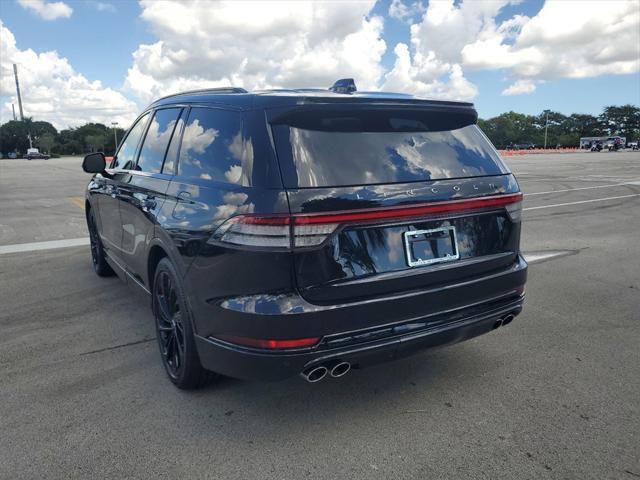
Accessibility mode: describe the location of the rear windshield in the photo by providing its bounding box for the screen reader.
[272,123,508,188]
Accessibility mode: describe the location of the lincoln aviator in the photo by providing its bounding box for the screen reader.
[81,79,527,389]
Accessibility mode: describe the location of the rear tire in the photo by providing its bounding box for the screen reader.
[152,258,216,389]
[87,208,114,277]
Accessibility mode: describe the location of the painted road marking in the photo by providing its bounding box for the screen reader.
[0,237,89,255]
[526,181,640,196]
[523,194,640,211]
[70,197,85,209]
[523,250,576,264]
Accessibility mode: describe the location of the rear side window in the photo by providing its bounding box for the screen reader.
[137,108,182,174]
[272,122,508,188]
[178,107,244,184]
[113,113,150,170]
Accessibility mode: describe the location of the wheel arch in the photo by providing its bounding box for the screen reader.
[147,243,169,292]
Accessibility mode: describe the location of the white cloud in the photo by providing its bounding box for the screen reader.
[502,79,536,96]
[0,21,138,129]
[383,43,477,100]
[17,0,72,21]
[462,0,640,79]
[381,0,514,100]
[124,0,386,103]
[383,0,639,102]
[94,2,116,13]
[388,0,425,22]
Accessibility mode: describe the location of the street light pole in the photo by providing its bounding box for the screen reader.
[111,122,119,151]
[543,110,549,149]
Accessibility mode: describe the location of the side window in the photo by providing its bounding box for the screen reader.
[137,108,182,174]
[162,110,186,175]
[178,107,243,183]
[112,113,150,170]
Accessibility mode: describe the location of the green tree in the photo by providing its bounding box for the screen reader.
[37,133,55,153]
[85,134,106,152]
[0,120,30,153]
[599,105,640,140]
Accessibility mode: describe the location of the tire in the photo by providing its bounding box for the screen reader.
[87,208,114,277]
[152,257,216,389]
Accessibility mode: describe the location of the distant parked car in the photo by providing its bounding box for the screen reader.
[25,148,50,160]
[8,152,18,159]
[515,143,535,150]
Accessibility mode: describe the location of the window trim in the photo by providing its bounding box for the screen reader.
[164,107,189,176]
[110,111,152,172]
[134,106,184,176]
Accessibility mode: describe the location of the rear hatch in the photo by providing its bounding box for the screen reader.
[269,103,522,305]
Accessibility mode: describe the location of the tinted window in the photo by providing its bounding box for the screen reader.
[137,108,182,174]
[112,113,150,170]
[178,108,244,184]
[163,111,186,175]
[273,124,508,188]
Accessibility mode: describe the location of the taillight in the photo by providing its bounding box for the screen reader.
[505,199,522,222]
[210,193,522,249]
[210,215,291,248]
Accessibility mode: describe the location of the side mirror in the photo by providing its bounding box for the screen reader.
[82,152,106,174]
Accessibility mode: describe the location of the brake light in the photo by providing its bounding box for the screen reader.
[214,335,321,349]
[210,193,522,249]
[211,215,291,248]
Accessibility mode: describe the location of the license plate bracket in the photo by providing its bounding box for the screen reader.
[403,226,460,267]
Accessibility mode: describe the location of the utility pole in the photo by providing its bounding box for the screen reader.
[111,122,119,151]
[13,63,32,149]
[543,110,550,149]
[13,64,24,121]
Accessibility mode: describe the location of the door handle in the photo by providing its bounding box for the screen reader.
[172,191,192,219]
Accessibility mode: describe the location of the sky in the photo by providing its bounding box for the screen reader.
[0,0,639,130]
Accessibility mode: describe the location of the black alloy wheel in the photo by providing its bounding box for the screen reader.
[87,209,114,277]
[152,258,215,389]
[154,269,186,380]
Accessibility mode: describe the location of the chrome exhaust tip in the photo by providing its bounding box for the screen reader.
[301,365,328,383]
[330,361,351,378]
[492,319,503,330]
[501,314,515,326]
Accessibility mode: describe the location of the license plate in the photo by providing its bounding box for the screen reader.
[403,226,460,267]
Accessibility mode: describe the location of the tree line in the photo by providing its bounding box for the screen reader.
[0,118,126,157]
[1,104,638,156]
[479,105,639,149]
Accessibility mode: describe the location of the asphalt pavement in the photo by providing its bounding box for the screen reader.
[0,152,638,479]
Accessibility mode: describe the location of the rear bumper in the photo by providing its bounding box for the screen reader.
[195,289,525,382]
[196,253,527,381]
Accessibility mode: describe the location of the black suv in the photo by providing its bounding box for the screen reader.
[82,80,527,389]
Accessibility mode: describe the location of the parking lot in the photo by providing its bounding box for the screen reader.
[1,152,638,479]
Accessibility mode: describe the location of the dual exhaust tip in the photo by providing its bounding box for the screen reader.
[302,361,351,383]
[493,313,516,330]
[304,313,517,381]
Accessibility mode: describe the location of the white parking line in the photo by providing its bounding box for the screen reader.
[524,193,640,211]
[526,181,640,196]
[0,237,89,255]
[523,251,574,264]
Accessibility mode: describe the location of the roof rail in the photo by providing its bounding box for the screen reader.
[153,87,248,103]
